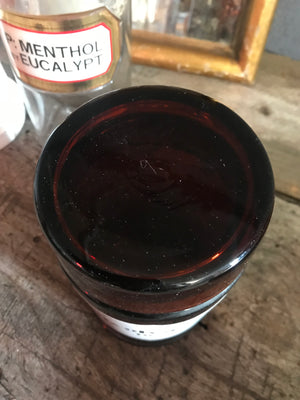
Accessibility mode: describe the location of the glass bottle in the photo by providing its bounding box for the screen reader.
[0,1,131,143]
[34,86,274,344]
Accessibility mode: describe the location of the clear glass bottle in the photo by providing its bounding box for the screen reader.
[0,1,131,143]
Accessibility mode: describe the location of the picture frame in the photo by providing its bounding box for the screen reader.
[131,0,278,83]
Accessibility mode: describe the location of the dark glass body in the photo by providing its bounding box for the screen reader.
[34,86,274,341]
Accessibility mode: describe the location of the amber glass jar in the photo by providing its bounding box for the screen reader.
[34,86,274,343]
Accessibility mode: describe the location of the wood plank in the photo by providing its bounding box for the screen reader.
[265,140,300,200]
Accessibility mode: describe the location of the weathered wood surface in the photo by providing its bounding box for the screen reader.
[0,52,300,400]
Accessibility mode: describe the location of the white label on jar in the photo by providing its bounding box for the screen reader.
[0,7,120,92]
[92,297,225,342]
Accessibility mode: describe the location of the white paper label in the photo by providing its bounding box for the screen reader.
[92,297,224,341]
[2,21,113,83]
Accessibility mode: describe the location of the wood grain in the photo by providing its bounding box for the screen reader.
[0,53,299,399]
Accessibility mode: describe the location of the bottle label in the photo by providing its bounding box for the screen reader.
[0,7,120,92]
[92,297,224,342]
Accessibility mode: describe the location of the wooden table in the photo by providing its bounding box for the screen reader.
[0,52,299,400]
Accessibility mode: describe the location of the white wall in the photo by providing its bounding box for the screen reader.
[265,0,300,60]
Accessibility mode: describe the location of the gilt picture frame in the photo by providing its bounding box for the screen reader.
[131,0,278,83]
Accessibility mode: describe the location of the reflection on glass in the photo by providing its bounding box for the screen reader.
[132,0,180,33]
[132,0,247,44]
